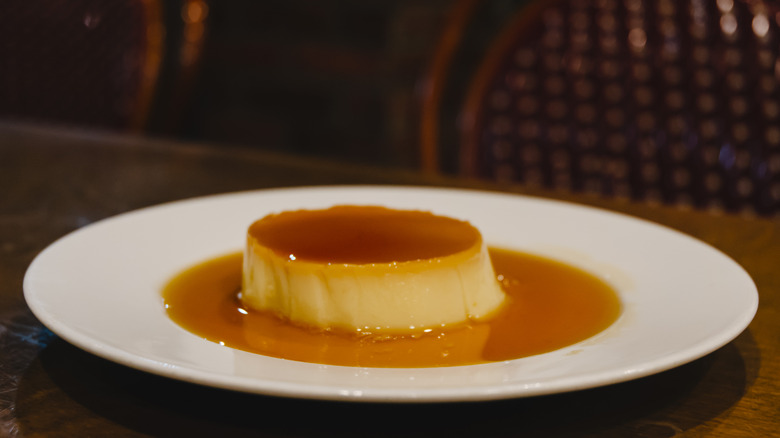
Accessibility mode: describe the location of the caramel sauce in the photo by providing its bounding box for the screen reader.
[163,248,621,368]
[248,206,481,263]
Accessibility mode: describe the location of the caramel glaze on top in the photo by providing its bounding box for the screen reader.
[248,206,481,264]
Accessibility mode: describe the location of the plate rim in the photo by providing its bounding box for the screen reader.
[23,184,759,403]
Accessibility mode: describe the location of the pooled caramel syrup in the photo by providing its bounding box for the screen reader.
[163,248,621,368]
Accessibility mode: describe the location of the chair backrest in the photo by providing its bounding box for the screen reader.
[0,0,164,131]
[423,0,780,216]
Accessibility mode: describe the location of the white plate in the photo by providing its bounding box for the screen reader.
[23,186,757,402]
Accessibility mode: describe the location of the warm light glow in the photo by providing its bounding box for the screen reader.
[628,28,647,49]
[753,13,770,38]
[721,13,738,35]
[83,13,101,29]
[717,0,734,13]
[182,0,208,23]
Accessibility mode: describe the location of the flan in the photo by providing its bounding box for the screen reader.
[241,205,506,334]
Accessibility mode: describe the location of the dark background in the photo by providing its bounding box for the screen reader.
[150,0,458,168]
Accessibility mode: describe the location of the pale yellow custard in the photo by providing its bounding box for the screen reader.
[241,205,506,334]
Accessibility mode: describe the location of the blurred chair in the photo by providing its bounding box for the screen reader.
[422,0,780,216]
[0,0,207,133]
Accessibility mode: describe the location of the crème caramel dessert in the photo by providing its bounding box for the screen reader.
[241,205,506,333]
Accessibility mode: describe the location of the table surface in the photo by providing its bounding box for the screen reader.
[1,123,778,437]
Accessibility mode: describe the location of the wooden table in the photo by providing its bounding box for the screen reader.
[2,123,778,437]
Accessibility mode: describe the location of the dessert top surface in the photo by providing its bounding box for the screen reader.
[248,205,481,264]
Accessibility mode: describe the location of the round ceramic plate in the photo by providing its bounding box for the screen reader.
[23,186,757,402]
